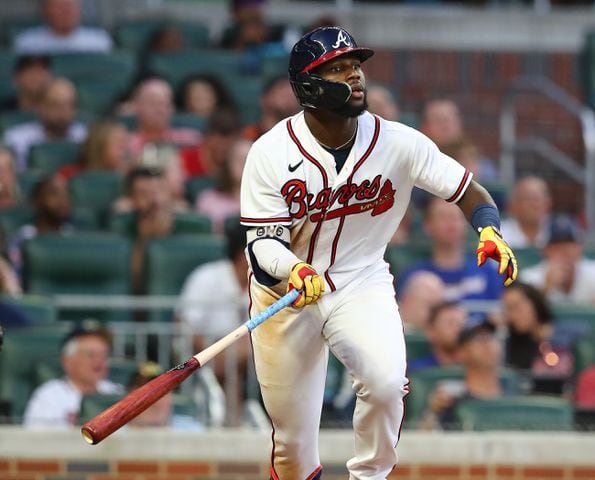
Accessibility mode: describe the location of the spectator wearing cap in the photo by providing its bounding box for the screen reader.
[520,215,595,305]
[420,318,507,430]
[408,301,467,373]
[23,322,123,427]
[2,77,87,171]
[126,362,203,430]
[13,0,112,54]
[1,55,52,113]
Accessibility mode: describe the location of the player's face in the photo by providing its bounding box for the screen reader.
[315,54,367,117]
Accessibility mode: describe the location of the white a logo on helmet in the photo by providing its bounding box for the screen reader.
[332,30,352,49]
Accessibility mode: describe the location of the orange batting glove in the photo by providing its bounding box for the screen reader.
[287,262,325,308]
[477,226,518,286]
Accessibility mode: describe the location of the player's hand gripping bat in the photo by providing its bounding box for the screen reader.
[81,289,300,445]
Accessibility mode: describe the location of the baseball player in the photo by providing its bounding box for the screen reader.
[240,26,517,480]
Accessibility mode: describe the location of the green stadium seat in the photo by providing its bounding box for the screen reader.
[144,234,226,296]
[454,396,574,431]
[68,171,124,228]
[222,75,263,124]
[0,110,36,134]
[552,304,595,334]
[22,233,132,321]
[2,19,42,47]
[28,141,82,174]
[0,49,16,78]
[385,243,432,287]
[76,80,128,115]
[108,211,212,237]
[0,324,70,422]
[17,169,44,200]
[405,332,433,363]
[573,336,595,376]
[115,19,209,54]
[145,49,246,90]
[185,175,216,204]
[260,55,289,79]
[50,51,138,86]
[0,79,15,105]
[405,366,520,427]
[1,294,57,324]
[513,246,543,270]
[0,205,97,237]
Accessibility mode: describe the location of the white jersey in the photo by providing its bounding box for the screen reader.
[240,111,472,293]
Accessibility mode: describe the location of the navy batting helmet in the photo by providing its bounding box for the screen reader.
[288,26,374,110]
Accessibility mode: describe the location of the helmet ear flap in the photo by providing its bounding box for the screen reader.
[290,73,352,110]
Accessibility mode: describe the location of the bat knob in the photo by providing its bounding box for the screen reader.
[81,426,97,445]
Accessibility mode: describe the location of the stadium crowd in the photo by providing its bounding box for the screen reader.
[0,0,594,431]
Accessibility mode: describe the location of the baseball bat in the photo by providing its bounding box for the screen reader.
[81,289,300,445]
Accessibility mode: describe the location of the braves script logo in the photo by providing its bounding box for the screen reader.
[332,30,352,49]
[281,175,395,222]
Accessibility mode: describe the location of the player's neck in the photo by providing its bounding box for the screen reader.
[304,110,358,150]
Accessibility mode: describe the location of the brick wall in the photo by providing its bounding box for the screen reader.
[2,459,595,480]
[364,48,587,212]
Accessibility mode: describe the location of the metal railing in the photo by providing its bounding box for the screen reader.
[499,76,595,237]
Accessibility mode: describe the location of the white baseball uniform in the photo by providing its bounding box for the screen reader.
[240,110,472,480]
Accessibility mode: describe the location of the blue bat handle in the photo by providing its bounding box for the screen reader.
[244,289,300,331]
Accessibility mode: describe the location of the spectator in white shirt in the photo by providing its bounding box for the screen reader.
[500,176,552,249]
[177,221,249,424]
[2,77,87,171]
[13,0,112,54]
[521,215,595,305]
[23,321,123,427]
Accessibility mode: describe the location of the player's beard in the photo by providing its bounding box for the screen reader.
[332,94,368,118]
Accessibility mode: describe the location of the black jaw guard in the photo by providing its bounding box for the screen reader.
[290,73,352,110]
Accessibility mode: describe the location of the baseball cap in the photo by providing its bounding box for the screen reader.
[14,54,50,73]
[457,317,496,346]
[62,319,112,350]
[547,215,583,245]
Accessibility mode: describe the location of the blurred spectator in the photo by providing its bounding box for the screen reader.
[500,176,552,249]
[147,25,185,53]
[57,120,130,180]
[0,146,21,209]
[0,230,21,296]
[23,321,123,427]
[177,74,238,119]
[421,98,498,180]
[114,168,175,294]
[408,301,467,373]
[399,197,503,306]
[242,75,299,141]
[195,139,250,234]
[219,0,298,52]
[126,362,204,430]
[8,175,74,277]
[180,109,242,177]
[137,144,190,212]
[420,318,506,430]
[576,367,595,408]
[2,77,87,171]
[177,221,249,423]
[397,270,446,332]
[441,138,490,182]
[128,78,201,160]
[520,215,595,305]
[366,83,399,122]
[13,0,112,54]
[1,55,52,113]
[501,282,573,392]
